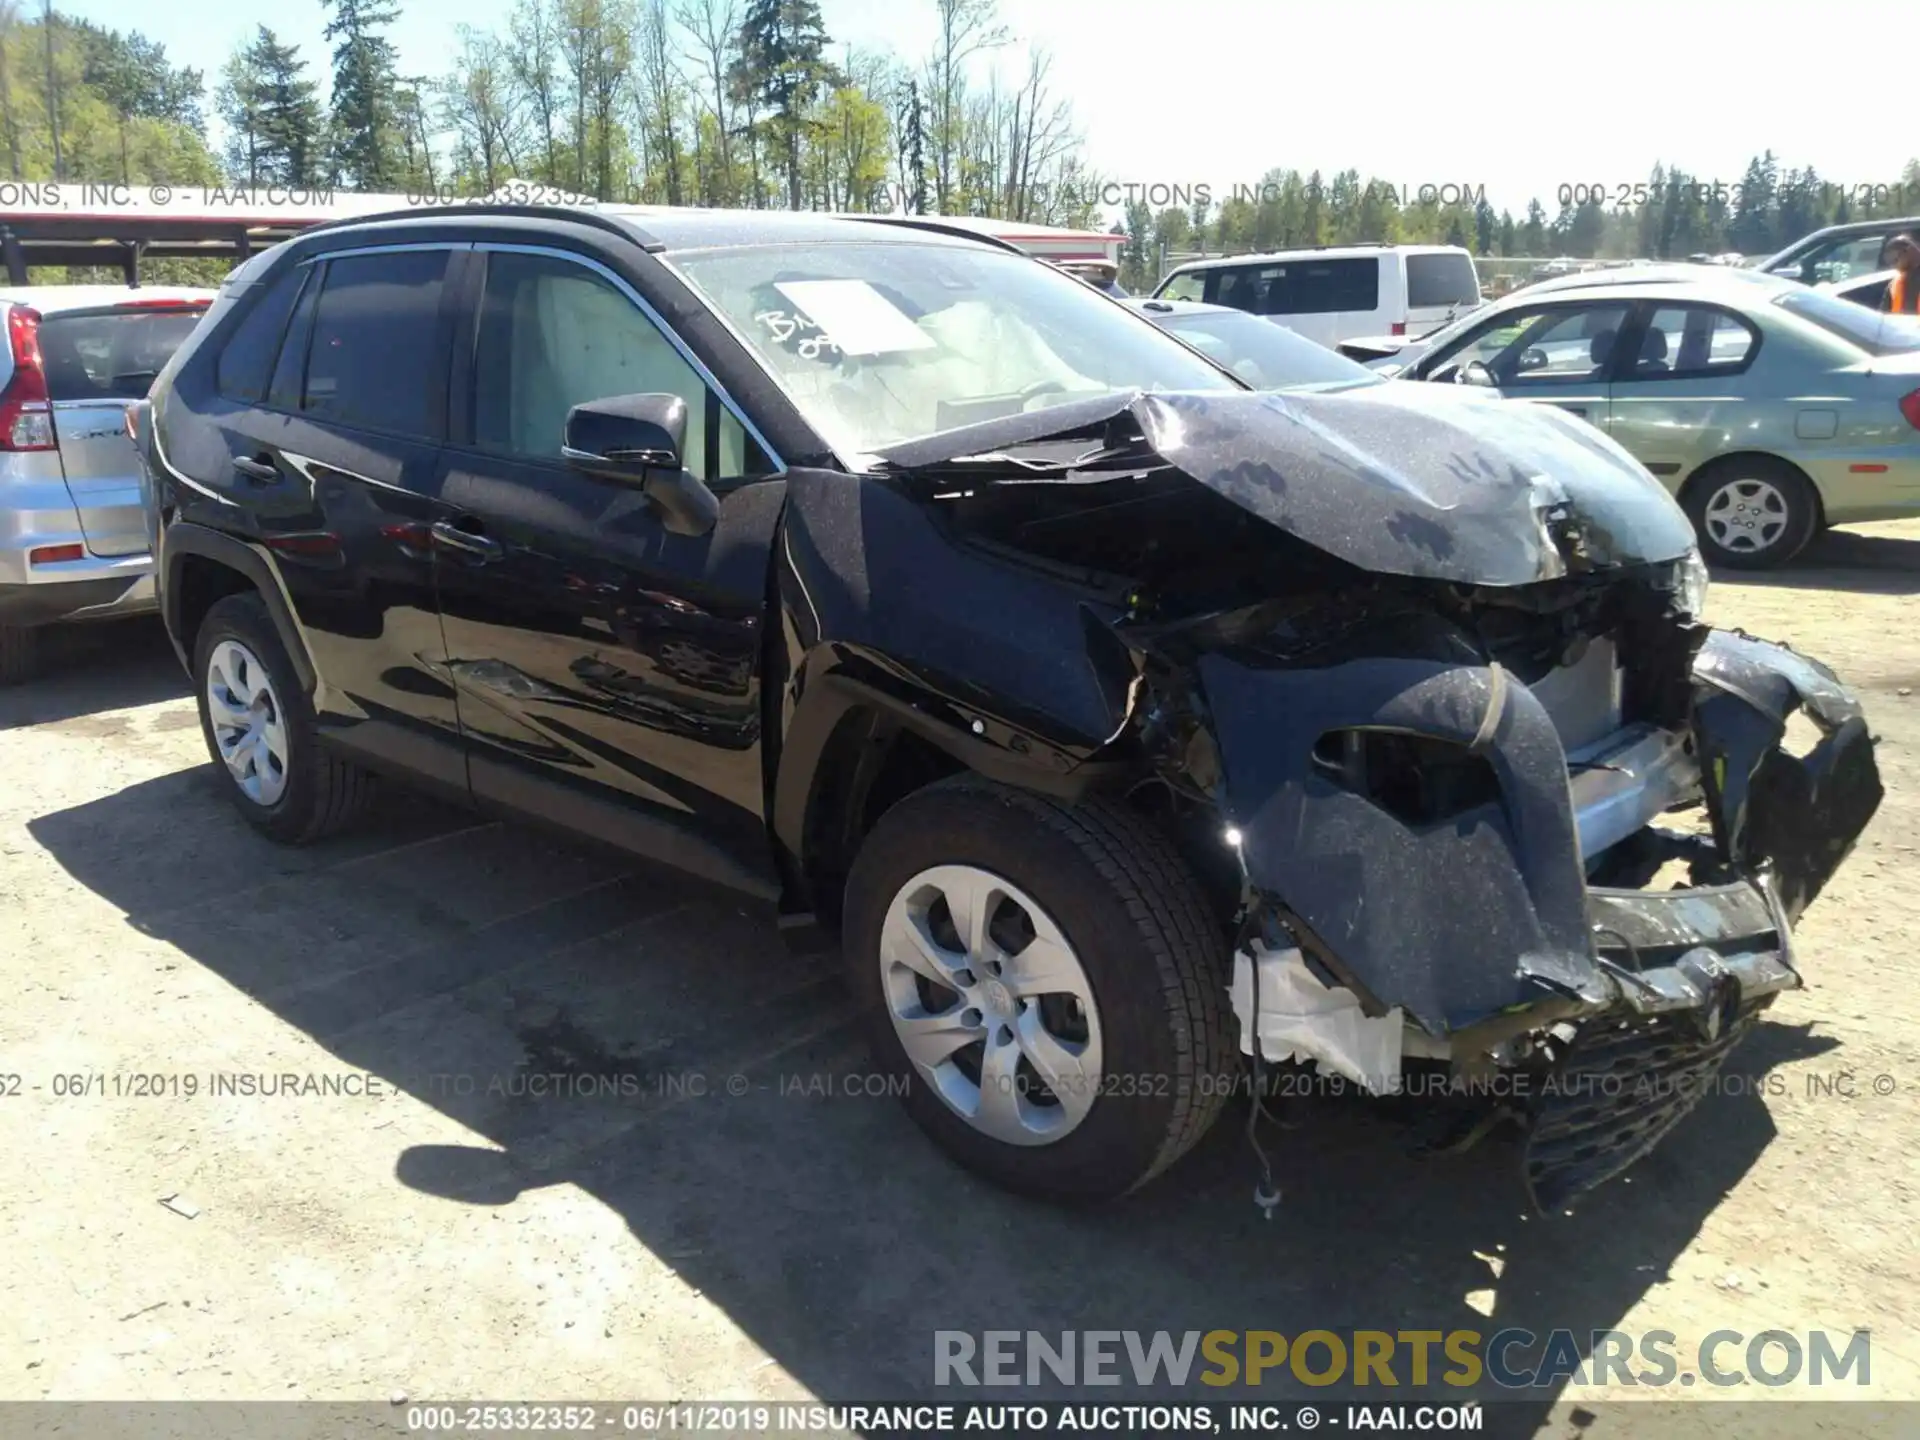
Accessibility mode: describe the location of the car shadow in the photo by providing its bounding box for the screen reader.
[0,617,189,731]
[28,773,1839,1422]
[1730,529,1920,596]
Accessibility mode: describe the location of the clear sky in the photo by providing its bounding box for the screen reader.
[65,0,1920,217]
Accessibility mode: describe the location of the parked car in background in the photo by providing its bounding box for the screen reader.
[1337,263,1781,366]
[1127,297,1382,389]
[1824,268,1897,312]
[1364,270,1920,566]
[1757,218,1920,285]
[0,285,214,682]
[1151,244,1481,349]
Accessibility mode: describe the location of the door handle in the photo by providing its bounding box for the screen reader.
[232,456,280,483]
[430,519,504,561]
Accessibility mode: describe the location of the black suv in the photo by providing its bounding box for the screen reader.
[144,205,1880,1207]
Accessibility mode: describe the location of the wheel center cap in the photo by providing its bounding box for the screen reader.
[982,978,1015,1018]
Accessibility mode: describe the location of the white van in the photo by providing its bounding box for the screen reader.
[1152,244,1483,350]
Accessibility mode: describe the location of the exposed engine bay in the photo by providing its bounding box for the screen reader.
[777,384,1883,1209]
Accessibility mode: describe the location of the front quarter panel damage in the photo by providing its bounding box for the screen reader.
[1198,650,1606,1035]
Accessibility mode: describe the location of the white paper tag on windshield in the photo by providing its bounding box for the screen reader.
[774,280,934,356]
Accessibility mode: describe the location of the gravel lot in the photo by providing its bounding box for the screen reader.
[3,523,1917,1434]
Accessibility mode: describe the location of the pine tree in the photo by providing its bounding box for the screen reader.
[902,77,927,214]
[256,29,323,186]
[731,0,837,210]
[323,0,403,189]
[219,28,324,187]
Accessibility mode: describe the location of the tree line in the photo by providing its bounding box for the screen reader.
[2,0,1917,289]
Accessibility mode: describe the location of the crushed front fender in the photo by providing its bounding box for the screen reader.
[1196,621,1881,1207]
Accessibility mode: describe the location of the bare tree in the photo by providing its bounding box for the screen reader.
[673,0,739,205]
[632,0,685,203]
[508,0,562,182]
[441,27,522,191]
[925,0,1004,213]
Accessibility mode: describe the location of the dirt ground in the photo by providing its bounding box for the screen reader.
[2,522,1917,1435]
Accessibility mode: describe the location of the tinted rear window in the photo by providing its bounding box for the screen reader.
[216,266,308,402]
[303,249,448,437]
[1406,252,1480,308]
[38,308,205,402]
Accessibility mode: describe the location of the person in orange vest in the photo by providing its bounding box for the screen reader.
[1883,234,1919,315]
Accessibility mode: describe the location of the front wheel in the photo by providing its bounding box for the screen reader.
[1685,460,1819,569]
[843,776,1235,1202]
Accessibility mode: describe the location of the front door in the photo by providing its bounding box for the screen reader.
[1605,302,1763,497]
[432,245,785,896]
[1417,299,1631,431]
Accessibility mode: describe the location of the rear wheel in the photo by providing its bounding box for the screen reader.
[0,624,38,686]
[844,776,1235,1202]
[193,592,374,843]
[1685,459,1819,569]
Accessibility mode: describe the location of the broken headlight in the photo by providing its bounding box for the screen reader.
[1675,548,1710,621]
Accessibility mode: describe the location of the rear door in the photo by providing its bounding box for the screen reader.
[201,243,469,789]
[1415,299,1631,429]
[40,299,208,556]
[1605,302,1764,493]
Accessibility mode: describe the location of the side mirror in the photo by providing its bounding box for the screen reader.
[1458,360,1498,387]
[562,393,718,537]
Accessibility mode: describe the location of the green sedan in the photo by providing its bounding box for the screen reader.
[1365,272,1920,567]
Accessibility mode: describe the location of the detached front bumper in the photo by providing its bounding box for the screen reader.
[1205,626,1881,1208]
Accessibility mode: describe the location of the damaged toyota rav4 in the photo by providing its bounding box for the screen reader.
[143,207,1881,1210]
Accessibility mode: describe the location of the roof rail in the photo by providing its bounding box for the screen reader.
[291,202,666,253]
[848,214,1027,255]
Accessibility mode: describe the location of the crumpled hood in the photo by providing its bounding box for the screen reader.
[1131,386,1698,585]
[879,384,1699,587]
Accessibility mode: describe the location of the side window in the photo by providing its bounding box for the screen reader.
[1631,306,1757,379]
[301,248,449,437]
[472,249,761,481]
[1270,258,1380,316]
[1157,270,1206,303]
[1210,265,1276,314]
[216,265,307,402]
[1429,304,1630,384]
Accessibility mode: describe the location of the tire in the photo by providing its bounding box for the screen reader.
[0,624,38,686]
[843,775,1235,1202]
[1684,458,1820,569]
[192,591,374,843]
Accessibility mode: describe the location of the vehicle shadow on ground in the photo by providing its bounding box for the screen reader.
[1730,530,1920,596]
[0,618,188,731]
[30,775,1838,1427]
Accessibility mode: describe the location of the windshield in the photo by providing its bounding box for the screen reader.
[1774,288,1920,356]
[1153,308,1382,391]
[670,242,1239,455]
